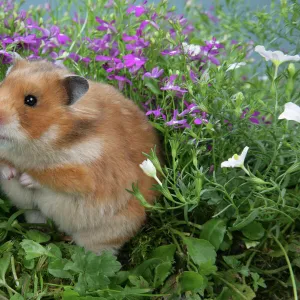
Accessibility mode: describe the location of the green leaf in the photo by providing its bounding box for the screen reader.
[144,78,161,95]
[20,239,54,260]
[178,271,204,292]
[223,256,240,269]
[150,244,176,262]
[230,209,259,231]
[48,243,62,258]
[198,261,218,276]
[183,237,216,267]
[0,252,11,285]
[23,259,35,270]
[26,229,51,243]
[85,273,110,290]
[128,275,149,288]
[132,258,163,277]
[85,251,121,276]
[200,219,227,250]
[241,221,265,240]
[10,294,25,300]
[153,261,172,288]
[48,259,73,279]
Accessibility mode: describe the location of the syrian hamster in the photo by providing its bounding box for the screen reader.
[0,55,161,254]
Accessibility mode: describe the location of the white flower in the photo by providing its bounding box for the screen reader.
[139,159,162,186]
[226,62,246,72]
[278,102,300,123]
[221,146,249,169]
[182,42,201,57]
[258,75,268,81]
[254,45,300,66]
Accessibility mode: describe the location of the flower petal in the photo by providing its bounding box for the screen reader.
[278,102,300,123]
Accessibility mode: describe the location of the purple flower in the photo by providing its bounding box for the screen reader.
[139,20,159,32]
[194,118,202,125]
[189,70,198,83]
[69,52,81,62]
[27,54,41,61]
[146,106,166,120]
[127,1,147,17]
[161,47,181,56]
[161,75,188,94]
[95,17,117,33]
[241,109,261,125]
[57,33,71,45]
[142,67,164,79]
[107,74,132,91]
[166,110,190,128]
[95,55,114,61]
[17,10,27,21]
[0,50,12,64]
[123,54,147,71]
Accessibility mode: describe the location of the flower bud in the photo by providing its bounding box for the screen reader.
[288,63,296,77]
[139,159,157,178]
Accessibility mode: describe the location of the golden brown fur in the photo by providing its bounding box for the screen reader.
[0,59,162,253]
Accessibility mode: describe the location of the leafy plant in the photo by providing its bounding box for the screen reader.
[0,0,300,299]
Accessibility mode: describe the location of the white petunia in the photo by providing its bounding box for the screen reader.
[254,45,300,66]
[278,102,300,123]
[221,146,249,171]
[182,42,201,57]
[226,62,246,72]
[139,159,162,186]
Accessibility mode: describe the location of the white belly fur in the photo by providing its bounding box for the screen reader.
[1,178,141,253]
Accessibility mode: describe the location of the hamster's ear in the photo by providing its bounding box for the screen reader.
[6,52,24,76]
[11,52,24,63]
[63,75,89,105]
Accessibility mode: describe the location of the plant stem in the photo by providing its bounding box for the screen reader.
[272,235,298,300]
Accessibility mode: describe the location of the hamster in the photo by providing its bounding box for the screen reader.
[0,55,161,254]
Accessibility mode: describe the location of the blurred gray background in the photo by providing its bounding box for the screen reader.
[23,0,273,11]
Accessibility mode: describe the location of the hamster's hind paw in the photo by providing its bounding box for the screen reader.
[19,173,41,189]
[0,165,17,180]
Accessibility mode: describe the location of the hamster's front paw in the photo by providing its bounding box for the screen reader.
[19,173,41,189]
[0,165,17,180]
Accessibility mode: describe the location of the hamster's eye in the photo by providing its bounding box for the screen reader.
[24,95,37,107]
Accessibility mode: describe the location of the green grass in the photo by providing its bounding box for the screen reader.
[0,0,300,299]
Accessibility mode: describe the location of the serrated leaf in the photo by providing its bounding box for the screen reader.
[200,219,227,250]
[178,271,204,292]
[85,273,110,290]
[85,251,121,276]
[183,237,216,267]
[241,221,265,240]
[26,229,50,243]
[48,259,73,279]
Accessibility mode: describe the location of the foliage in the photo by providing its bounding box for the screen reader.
[0,0,300,299]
